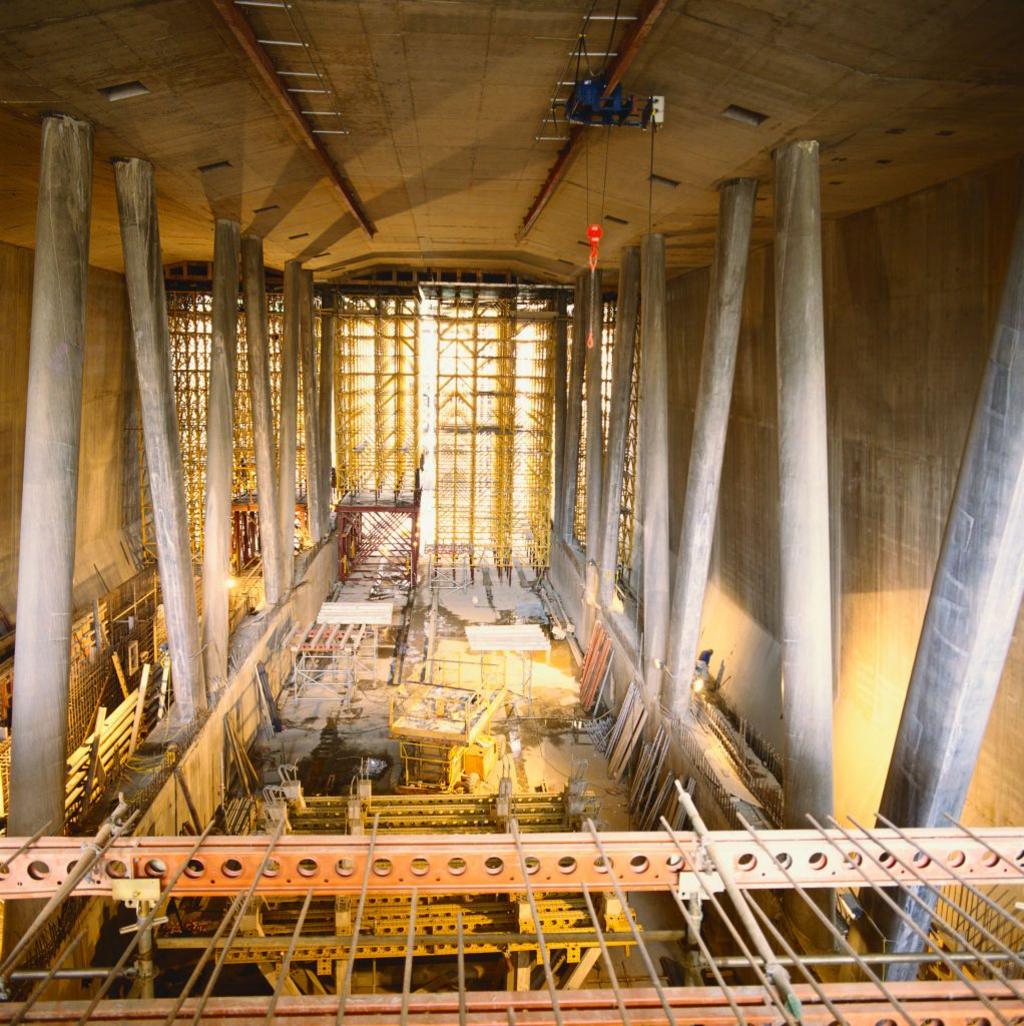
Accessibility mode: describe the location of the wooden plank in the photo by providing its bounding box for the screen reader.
[111,651,129,700]
[464,625,550,652]
[83,706,107,808]
[128,664,151,756]
[316,601,393,626]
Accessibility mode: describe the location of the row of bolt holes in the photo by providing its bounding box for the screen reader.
[21,848,1022,883]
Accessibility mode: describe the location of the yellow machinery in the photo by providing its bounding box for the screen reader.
[388,670,507,791]
[162,774,628,991]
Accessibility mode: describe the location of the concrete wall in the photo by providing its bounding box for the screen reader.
[0,240,138,617]
[666,158,1024,827]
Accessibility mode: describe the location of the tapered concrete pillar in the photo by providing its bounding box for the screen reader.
[877,184,1024,967]
[552,291,569,533]
[639,234,671,712]
[666,179,758,717]
[115,158,205,720]
[584,267,605,584]
[201,219,240,692]
[8,114,93,841]
[560,271,588,542]
[773,140,834,827]
[300,269,323,543]
[279,260,300,586]
[318,308,335,538]
[597,247,640,610]
[242,236,284,605]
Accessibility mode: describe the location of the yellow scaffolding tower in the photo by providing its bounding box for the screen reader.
[333,294,419,499]
[163,290,309,556]
[570,295,642,585]
[433,290,554,575]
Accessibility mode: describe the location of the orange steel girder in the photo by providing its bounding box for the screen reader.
[1,826,1022,901]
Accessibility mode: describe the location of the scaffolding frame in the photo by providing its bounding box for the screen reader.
[333,294,419,500]
[432,289,555,576]
[164,289,311,558]
[569,295,640,592]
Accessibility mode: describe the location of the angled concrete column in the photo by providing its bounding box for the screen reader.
[666,179,758,718]
[597,246,640,610]
[242,235,284,605]
[584,266,605,584]
[115,158,205,719]
[279,260,300,587]
[639,234,670,713]
[773,140,834,827]
[877,184,1024,967]
[201,219,240,692]
[318,308,335,538]
[8,114,93,840]
[560,271,588,542]
[551,291,569,534]
[300,269,323,543]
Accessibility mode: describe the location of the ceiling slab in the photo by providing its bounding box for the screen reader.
[0,0,1021,279]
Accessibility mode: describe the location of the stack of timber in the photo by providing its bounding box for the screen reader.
[64,665,159,822]
[578,623,612,713]
[606,680,647,781]
[628,726,669,828]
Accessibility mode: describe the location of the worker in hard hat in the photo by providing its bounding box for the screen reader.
[691,648,715,695]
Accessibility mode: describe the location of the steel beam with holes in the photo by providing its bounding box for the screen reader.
[1,827,1023,900]
[1,982,1022,1025]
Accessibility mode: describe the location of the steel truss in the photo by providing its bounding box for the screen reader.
[336,497,420,590]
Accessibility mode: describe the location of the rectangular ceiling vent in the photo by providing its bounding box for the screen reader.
[197,160,232,174]
[98,80,149,102]
[722,103,768,127]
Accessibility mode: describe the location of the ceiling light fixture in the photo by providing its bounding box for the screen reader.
[721,104,768,127]
[288,232,309,240]
[258,38,304,46]
[253,204,279,213]
[301,110,341,116]
[277,70,317,77]
[288,88,329,94]
[313,129,348,135]
[604,214,629,225]
[197,160,232,174]
[649,172,680,188]
[98,80,149,102]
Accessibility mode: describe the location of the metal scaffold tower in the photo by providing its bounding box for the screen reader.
[572,297,616,548]
[334,294,419,499]
[432,287,555,577]
[618,304,641,589]
[163,288,309,557]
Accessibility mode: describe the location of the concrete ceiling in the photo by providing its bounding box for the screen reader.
[0,0,1023,280]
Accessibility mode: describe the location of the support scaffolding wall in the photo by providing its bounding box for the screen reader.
[163,287,314,558]
[570,297,640,593]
